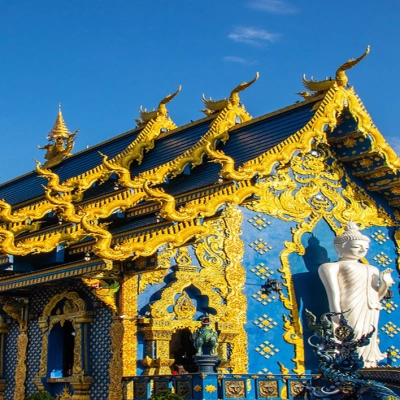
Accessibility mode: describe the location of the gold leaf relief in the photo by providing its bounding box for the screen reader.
[108,319,124,400]
[359,158,373,168]
[138,247,175,294]
[14,331,28,400]
[195,219,228,297]
[175,247,193,267]
[138,205,247,374]
[221,205,248,373]
[343,137,357,148]
[173,292,196,320]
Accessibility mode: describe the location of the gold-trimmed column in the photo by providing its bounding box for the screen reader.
[108,318,124,400]
[121,272,138,376]
[222,205,248,373]
[138,320,175,375]
[14,329,28,400]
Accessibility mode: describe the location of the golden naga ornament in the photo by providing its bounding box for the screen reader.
[106,74,259,222]
[201,72,259,114]
[82,278,120,312]
[0,296,28,324]
[38,105,78,168]
[35,87,180,200]
[135,85,181,125]
[0,223,85,256]
[0,198,53,224]
[302,46,370,94]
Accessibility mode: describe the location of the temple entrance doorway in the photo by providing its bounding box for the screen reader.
[48,319,75,377]
[170,328,197,373]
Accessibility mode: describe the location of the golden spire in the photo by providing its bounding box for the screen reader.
[38,104,78,168]
[47,103,71,140]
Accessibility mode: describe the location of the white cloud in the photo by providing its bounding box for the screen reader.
[228,27,280,46]
[223,56,257,65]
[247,0,299,14]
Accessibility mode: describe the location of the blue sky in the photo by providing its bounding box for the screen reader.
[0,0,399,183]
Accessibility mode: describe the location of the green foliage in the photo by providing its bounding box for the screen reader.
[25,391,55,400]
[148,390,184,400]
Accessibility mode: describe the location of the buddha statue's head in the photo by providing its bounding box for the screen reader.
[334,222,370,260]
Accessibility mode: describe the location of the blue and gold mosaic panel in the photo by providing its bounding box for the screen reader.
[381,322,400,338]
[242,207,295,374]
[381,299,398,315]
[370,230,390,245]
[253,315,278,333]
[365,227,400,367]
[249,238,273,256]
[255,341,279,360]
[85,286,113,400]
[250,263,274,280]
[372,251,393,268]
[387,346,400,364]
[248,214,272,231]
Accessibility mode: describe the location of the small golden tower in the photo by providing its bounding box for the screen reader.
[38,104,78,168]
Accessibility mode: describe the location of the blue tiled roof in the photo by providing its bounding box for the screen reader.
[0,119,212,206]
[0,100,315,206]
[129,119,212,176]
[0,126,140,205]
[165,101,317,195]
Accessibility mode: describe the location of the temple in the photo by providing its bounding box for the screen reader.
[0,47,399,400]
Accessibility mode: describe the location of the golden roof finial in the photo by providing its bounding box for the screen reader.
[302,46,370,93]
[38,105,78,168]
[47,103,71,140]
[202,72,259,114]
[136,86,182,125]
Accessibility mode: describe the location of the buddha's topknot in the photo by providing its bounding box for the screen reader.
[334,221,370,245]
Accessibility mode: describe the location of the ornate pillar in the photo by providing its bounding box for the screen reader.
[108,318,124,400]
[0,297,29,400]
[121,272,138,376]
[138,320,175,375]
[216,322,240,372]
[14,329,28,400]
[69,314,94,400]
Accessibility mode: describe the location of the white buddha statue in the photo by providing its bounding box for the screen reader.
[318,222,394,368]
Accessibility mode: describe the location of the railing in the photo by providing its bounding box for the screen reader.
[123,373,319,399]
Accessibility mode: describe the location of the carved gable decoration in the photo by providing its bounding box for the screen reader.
[173,291,196,320]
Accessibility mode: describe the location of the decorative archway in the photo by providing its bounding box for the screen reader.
[33,291,94,400]
[138,205,248,374]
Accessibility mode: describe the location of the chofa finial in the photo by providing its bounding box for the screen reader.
[136,86,182,125]
[202,72,259,114]
[302,46,370,94]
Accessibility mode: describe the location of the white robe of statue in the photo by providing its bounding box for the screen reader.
[318,223,394,368]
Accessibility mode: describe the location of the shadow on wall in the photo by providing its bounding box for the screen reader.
[292,234,330,372]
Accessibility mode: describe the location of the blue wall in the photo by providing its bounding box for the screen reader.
[3,284,113,400]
